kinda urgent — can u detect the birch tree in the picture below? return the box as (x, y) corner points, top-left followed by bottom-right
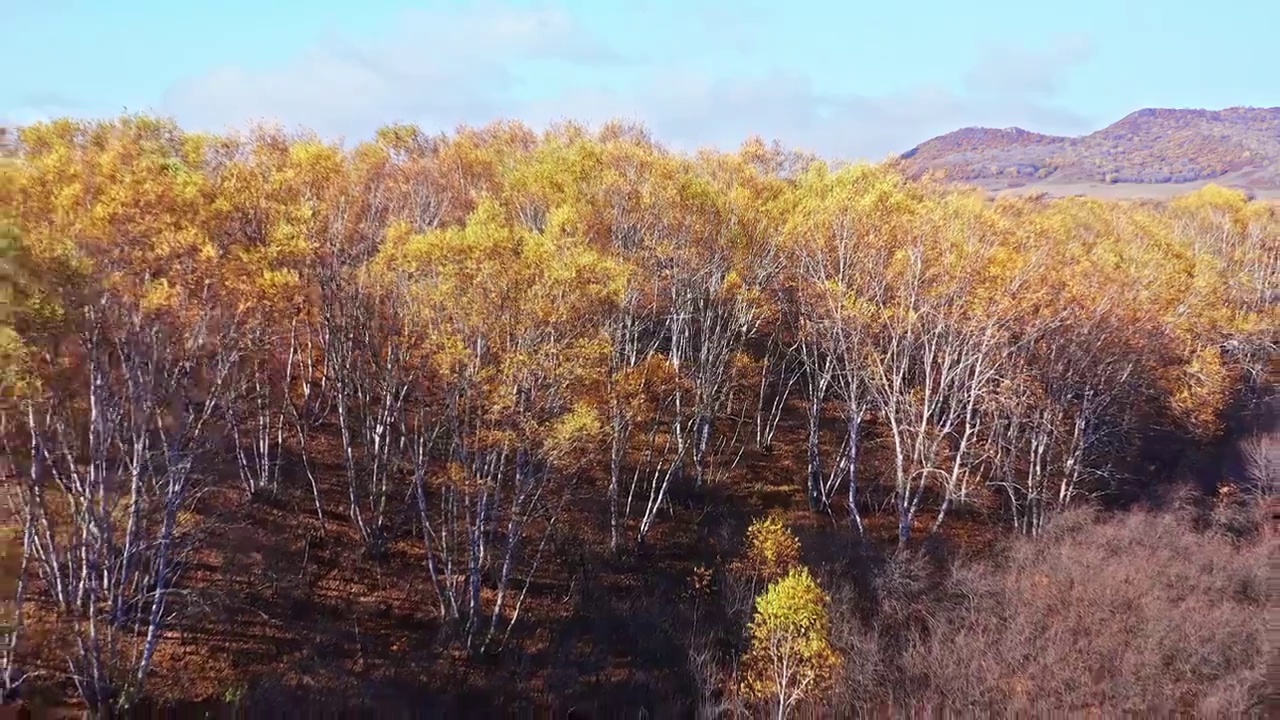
(10, 116), (243, 712)
(374, 198), (623, 651)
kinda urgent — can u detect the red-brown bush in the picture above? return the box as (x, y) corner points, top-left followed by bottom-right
(820, 501), (1271, 715)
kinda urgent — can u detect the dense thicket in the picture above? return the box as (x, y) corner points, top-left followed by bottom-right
(1, 115), (1275, 715)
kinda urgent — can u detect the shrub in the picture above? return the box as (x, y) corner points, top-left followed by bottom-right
(891, 505), (1270, 713)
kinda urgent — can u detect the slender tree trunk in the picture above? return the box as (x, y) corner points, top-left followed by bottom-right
(609, 417), (624, 552)
(693, 413), (711, 489)
(806, 391), (822, 512)
(930, 495), (952, 536)
(2, 506), (32, 701)
(846, 411), (864, 533)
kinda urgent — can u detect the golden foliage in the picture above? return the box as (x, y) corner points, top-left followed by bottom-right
(1169, 345), (1234, 438)
(5, 109), (1273, 588)
(740, 566), (841, 712)
(0, 151), (30, 400)
(8, 113), (1268, 454)
(744, 515), (803, 582)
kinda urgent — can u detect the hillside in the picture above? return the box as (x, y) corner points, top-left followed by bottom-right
(900, 106), (1280, 197)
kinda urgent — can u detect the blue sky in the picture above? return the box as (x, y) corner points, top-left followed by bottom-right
(5, 0), (1277, 160)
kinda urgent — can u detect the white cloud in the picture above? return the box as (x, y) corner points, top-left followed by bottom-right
(160, 2), (1095, 160)
(963, 33), (1096, 98)
(2, 92), (95, 128)
(162, 2), (622, 140)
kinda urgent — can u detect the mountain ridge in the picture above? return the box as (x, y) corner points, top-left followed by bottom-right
(900, 106), (1280, 197)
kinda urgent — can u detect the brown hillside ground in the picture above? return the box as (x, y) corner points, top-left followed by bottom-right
(11, 395), (1006, 716)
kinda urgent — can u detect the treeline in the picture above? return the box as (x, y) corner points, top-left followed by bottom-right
(0, 115), (1276, 712)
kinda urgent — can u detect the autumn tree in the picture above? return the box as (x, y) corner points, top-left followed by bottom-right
(782, 163), (907, 525)
(742, 514), (802, 583)
(203, 126), (320, 507)
(10, 116), (245, 711)
(0, 139), (21, 388)
(373, 197), (623, 650)
(0, 137), (29, 701)
(1167, 186), (1278, 402)
(741, 566), (840, 720)
(500, 125), (671, 551)
(785, 165), (1013, 541)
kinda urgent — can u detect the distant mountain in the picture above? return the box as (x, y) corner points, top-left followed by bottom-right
(899, 107), (1280, 198)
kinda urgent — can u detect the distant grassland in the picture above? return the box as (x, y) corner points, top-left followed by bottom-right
(989, 178), (1280, 202)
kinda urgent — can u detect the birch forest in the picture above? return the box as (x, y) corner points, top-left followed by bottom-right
(0, 116), (1275, 717)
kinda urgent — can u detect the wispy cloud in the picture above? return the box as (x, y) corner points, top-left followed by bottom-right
(963, 33), (1096, 97)
(160, 2), (1096, 160)
(2, 92), (92, 128)
(162, 2), (624, 140)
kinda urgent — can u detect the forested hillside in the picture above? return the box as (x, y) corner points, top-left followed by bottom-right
(1, 115), (1275, 717)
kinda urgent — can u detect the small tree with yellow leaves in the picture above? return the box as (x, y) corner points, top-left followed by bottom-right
(743, 514), (802, 583)
(741, 566), (840, 719)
